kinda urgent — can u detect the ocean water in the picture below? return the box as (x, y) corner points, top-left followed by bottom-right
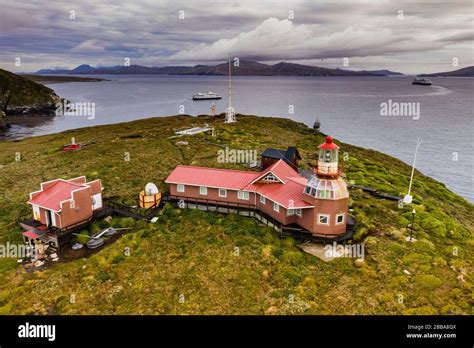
(4, 75), (473, 201)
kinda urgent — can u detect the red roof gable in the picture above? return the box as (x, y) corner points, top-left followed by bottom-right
(250, 159), (299, 185)
(28, 180), (87, 211)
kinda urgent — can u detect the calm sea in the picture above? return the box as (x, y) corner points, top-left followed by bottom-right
(4, 75), (473, 202)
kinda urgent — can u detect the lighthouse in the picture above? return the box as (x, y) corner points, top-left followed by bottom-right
(303, 136), (349, 236)
(317, 136), (339, 177)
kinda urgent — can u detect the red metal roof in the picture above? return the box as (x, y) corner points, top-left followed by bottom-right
(165, 165), (259, 190)
(319, 136), (339, 150)
(253, 180), (313, 208)
(166, 160), (314, 209)
(22, 230), (39, 239)
(28, 180), (87, 211)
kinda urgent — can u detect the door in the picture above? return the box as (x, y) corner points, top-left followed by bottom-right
(45, 210), (52, 227)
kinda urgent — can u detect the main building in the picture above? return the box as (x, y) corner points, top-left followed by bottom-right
(166, 136), (353, 239)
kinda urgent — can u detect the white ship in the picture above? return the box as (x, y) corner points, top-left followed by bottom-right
(412, 77), (432, 86)
(192, 91), (222, 100)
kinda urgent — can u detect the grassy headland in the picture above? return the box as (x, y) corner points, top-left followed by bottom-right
(22, 75), (109, 84)
(0, 115), (471, 314)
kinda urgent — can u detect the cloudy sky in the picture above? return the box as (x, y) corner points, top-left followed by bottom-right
(0, 0), (472, 74)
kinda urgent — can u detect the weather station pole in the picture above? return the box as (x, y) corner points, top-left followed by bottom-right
(409, 208), (416, 242)
(403, 137), (422, 204)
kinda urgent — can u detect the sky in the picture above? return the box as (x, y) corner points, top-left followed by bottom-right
(0, 0), (473, 74)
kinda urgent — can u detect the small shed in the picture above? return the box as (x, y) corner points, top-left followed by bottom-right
(261, 146), (301, 170)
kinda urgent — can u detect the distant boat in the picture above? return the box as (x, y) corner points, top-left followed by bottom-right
(412, 77), (432, 86)
(192, 91), (222, 100)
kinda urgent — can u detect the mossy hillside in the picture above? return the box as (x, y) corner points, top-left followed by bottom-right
(0, 115), (472, 314)
(0, 68), (58, 107)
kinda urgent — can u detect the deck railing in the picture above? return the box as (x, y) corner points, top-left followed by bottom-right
(167, 195), (356, 242)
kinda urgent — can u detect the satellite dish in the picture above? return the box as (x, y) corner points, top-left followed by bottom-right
(403, 194), (413, 204)
(145, 183), (159, 195)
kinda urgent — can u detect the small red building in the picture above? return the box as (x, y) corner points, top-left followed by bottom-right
(166, 136), (352, 239)
(21, 176), (103, 249)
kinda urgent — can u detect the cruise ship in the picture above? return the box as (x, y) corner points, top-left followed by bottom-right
(412, 77), (432, 86)
(192, 91), (222, 100)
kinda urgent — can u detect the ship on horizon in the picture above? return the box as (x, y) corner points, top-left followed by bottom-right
(192, 91), (222, 100)
(412, 76), (432, 86)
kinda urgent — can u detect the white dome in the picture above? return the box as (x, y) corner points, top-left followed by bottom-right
(145, 183), (159, 195)
(304, 176), (348, 200)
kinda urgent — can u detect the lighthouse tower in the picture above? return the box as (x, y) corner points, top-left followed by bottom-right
(303, 136), (349, 236)
(317, 136), (339, 177)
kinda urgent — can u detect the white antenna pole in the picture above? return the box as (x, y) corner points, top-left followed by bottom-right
(228, 53), (232, 110)
(407, 138), (422, 196)
(225, 53), (236, 123)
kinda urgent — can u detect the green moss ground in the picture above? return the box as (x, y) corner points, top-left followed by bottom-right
(0, 115), (472, 314)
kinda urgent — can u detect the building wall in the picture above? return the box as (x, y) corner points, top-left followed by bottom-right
(69, 176), (87, 185)
(255, 194), (297, 225)
(169, 184), (256, 207)
(59, 187), (94, 227)
(36, 207), (62, 228)
(87, 179), (102, 196)
(169, 183), (349, 236)
(261, 157), (279, 169)
(311, 197), (349, 235)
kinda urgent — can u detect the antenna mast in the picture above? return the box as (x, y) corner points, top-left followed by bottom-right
(225, 53), (236, 123)
(403, 137), (422, 204)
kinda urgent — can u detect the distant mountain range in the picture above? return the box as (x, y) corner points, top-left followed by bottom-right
(419, 66), (474, 77)
(34, 61), (404, 77)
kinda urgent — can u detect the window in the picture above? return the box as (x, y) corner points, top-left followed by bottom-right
(336, 213), (345, 224)
(304, 186), (311, 194)
(318, 214), (330, 225)
(325, 150), (331, 162)
(287, 208), (302, 217)
(177, 184), (185, 193)
(218, 189), (227, 197)
(260, 195), (266, 204)
(263, 173), (279, 182)
(238, 191), (249, 200)
(273, 202), (280, 212)
(199, 186), (208, 195)
(318, 190), (330, 199)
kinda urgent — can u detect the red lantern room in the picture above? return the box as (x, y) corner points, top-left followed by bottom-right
(317, 136), (340, 178)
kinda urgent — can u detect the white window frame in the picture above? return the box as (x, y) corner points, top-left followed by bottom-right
(177, 184), (185, 193)
(273, 202), (280, 212)
(295, 209), (302, 217)
(336, 213), (345, 225)
(318, 213), (330, 225)
(260, 195), (266, 204)
(286, 208), (295, 216)
(218, 189), (227, 197)
(263, 173), (279, 182)
(199, 186), (208, 195)
(238, 190), (249, 200)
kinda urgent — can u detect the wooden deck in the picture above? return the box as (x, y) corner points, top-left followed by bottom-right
(167, 195), (356, 243)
